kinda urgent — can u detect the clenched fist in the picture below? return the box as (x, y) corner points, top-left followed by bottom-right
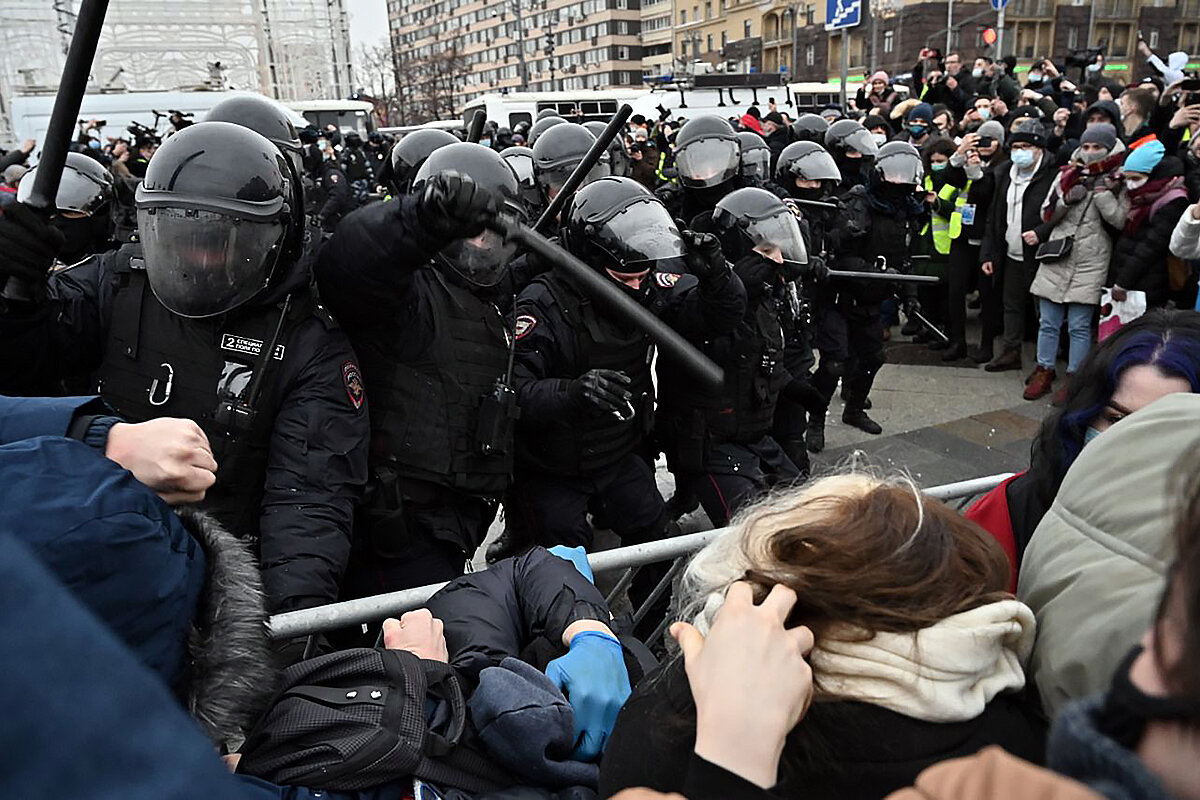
(104, 417), (217, 505)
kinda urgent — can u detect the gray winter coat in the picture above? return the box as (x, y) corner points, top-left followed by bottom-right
(1030, 151), (1128, 306)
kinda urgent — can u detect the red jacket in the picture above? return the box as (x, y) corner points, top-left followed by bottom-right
(739, 114), (763, 134)
(964, 474), (1021, 592)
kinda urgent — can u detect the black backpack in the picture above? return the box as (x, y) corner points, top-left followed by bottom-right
(237, 647), (511, 792)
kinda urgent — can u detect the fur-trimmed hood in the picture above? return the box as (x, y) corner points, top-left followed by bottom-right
(177, 508), (277, 746)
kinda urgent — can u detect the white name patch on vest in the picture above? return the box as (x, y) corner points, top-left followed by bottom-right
(220, 334), (286, 361)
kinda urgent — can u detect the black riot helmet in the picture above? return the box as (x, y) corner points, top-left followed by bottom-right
(18, 150), (113, 217)
(390, 128), (459, 193)
(825, 119), (879, 160)
(584, 120), (629, 177)
(134, 122), (294, 319)
(536, 108), (561, 121)
(775, 140), (841, 191)
(873, 140), (924, 186)
(673, 115), (740, 189)
(737, 131), (771, 182)
(411, 142), (524, 289)
(791, 113), (829, 143)
(344, 130), (363, 148)
(19, 151), (115, 263)
(532, 122), (609, 204)
(527, 115), (566, 146)
(205, 94), (305, 253)
(500, 145), (542, 213)
(711, 187), (808, 279)
(561, 176), (686, 290)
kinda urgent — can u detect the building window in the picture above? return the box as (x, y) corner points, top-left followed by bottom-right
(618, 45), (630, 59)
(705, 0), (712, 16)
(744, 20), (751, 37)
(883, 29), (893, 52)
(680, 9), (686, 22)
(721, 31), (728, 47)
(1066, 25), (1079, 49)
(706, 33), (712, 50)
(805, 43), (814, 65)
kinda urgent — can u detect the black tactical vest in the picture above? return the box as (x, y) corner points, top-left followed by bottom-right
(359, 268), (513, 496)
(525, 272), (653, 477)
(831, 189), (916, 306)
(97, 244), (304, 539)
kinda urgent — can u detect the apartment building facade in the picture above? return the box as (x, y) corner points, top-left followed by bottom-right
(388, 0), (647, 114)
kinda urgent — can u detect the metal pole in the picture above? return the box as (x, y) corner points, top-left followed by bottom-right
(790, 6), (799, 78)
(489, 213), (726, 388)
(467, 108), (486, 142)
(3, 0), (110, 303)
(945, 0), (953, 55)
(828, 269), (941, 283)
(996, 5), (1005, 57)
(870, 0), (879, 73)
(515, 0), (529, 90)
(840, 30), (850, 109)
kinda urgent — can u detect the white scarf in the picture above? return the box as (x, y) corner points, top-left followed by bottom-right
(809, 599), (1036, 723)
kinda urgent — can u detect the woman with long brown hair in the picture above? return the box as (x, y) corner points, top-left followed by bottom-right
(599, 472), (1045, 799)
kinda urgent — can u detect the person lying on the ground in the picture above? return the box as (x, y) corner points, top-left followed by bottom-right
(600, 471), (1045, 800)
(966, 309), (1200, 586)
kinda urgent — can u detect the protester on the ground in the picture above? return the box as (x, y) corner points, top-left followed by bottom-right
(1023, 122), (1128, 402)
(967, 309), (1200, 585)
(600, 472), (1045, 799)
(980, 118), (1056, 374)
(1109, 141), (1190, 309)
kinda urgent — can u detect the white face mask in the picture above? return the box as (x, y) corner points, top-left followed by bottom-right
(1125, 176), (1148, 190)
(871, 132), (888, 146)
(1011, 149), (1036, 168)
(977, 107), (992, 121)
(1086, 63), (1102, 73)
(972, 67), (985, 78)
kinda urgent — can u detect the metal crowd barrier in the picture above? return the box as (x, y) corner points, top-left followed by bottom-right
(269, 472), (1013, 640)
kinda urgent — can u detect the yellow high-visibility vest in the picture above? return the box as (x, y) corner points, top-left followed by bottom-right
(947, 178), (974, 240)
(921, 175), (954, 255)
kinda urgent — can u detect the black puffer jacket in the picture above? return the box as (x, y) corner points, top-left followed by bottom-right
(1109, 158), (1190, 308)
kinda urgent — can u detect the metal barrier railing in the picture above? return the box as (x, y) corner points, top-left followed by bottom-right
(268, 472), (1013, 640)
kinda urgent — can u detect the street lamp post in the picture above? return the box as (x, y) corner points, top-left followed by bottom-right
(513, 0), (529, 89)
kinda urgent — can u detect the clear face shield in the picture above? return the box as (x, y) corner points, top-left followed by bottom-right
(744, 209), (809, 279)
(138, 207), (284, 319)
(675, 137), (740, 188)
(740, 147), (771, 181)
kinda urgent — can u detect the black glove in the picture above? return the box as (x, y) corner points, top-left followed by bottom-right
(682, 230), (728, 283)
(416, 171), (500, 245)
(0, 203), (64, 285)
(569, 369), (632, 415)
(902, 296), (922, 316)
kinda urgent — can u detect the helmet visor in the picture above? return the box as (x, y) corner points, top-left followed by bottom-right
(598, 200), (686, 273)
(537, 162), (610, 199)
(794, 150), (842, 182)
(842, 128), (881, 158)
(676, 137), (740, 188)
(744, 210), (808, 267)
(876, 152), (924, 184)
(740, 148), (771, 181)
(439, 227), (518, 288)
(504, 152), (536, 186)
(19, 162), (112, 216)
(139, 207), (282, 318)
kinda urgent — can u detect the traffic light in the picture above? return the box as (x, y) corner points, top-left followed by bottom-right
(543, 31), (555, 56)
(981, 27), (998, 46)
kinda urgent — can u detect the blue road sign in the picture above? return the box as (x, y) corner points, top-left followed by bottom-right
(825, 0), (861, 30)
(990, 0), (1008, 11)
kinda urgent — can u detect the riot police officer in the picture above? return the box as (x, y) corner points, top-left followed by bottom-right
(658, 187), (807, 527)
(584, 120), (630, 178)
(737, 131), (772, 184)
(17, 151), (115, 268)
(770, 140), (843, 465)
(0, 122), (371, 623)
(791, 113), (829, 144)
(825, 119), (880, 193)
(527, 115), (566, 147)
(303, 134), (351, 233)
(500, 145), (543, 218)
(532, 122), (610, 214)
(506, 176), (745, 551)
(341, 131), (376, 207)
(389, 128), (459, 195)
(365, 131), (390, 179)
(808, 141), (925, 444)
(655, 114), (743, 226)
(315, 142), (519, 593)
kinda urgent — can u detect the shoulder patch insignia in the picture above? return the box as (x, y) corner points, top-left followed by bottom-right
(329, 173), (339, 183)
(514, 314), (538, 340)
(654, 272), (680, 289)
(342, 361), (365, 410)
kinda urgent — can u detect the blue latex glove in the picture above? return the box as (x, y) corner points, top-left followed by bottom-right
(544, 631), (631, 762)
(547, 544), (595, 584)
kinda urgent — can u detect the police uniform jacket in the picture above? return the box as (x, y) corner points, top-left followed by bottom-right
(0, 240), (370, 615)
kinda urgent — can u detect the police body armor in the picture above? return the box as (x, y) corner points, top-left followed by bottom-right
(360, 268), (514, 497)
(97, 244), (304, 538)
(660, 294), (784, 471)
(524, 272), (653, 477)
(830, 186), (914, 307)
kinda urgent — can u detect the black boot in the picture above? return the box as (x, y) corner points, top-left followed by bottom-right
(927, 337), (951, 351)
(971, 340), (994, 364)
(842, 406), (883, 435)
(941, 340), (969, 361)
(840, 387), (871, 410)
(806, 413), (826, 453)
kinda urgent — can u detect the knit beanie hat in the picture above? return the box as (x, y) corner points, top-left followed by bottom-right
(976, 120), (1006, 143)
(870, 70), (889, 84)
(1123, 139), (1166, 174)
(907, 102), (934, 123)
(864, 113), (890, 131)
(1080, 122), (1117, 152)
(1009, 118), (1046, 148)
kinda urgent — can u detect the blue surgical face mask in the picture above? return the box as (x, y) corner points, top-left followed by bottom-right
(1084, 426), (1103, 445)
(908, 124), (928, 137)
(931, 161), (948, 172)
(1086, 62), (1102, 73)
(1011, 148), (1035, 168)
(1027, 72), (1043, 83)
